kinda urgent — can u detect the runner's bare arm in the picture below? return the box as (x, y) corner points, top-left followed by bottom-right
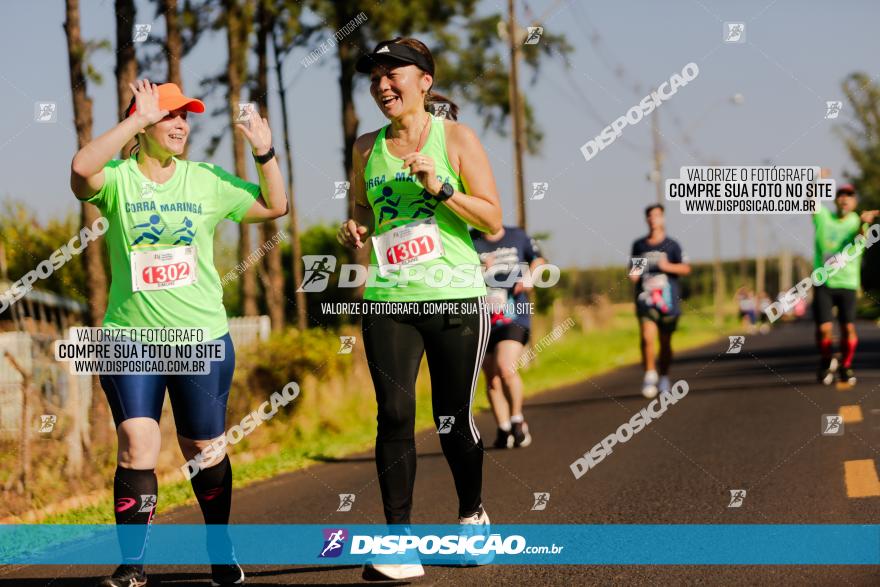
(658, 259), (692, 276)
(859, 210), (879, 234)
(337, 134), (374, 249)
(438, 122), (502, 234)
(70, 80), (167, 200)
(238, 116), (289, 222)
(70, 79), (168, 200)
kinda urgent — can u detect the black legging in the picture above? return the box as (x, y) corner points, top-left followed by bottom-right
(362, 297), (489, 524)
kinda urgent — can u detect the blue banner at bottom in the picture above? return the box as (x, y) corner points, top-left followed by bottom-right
(0, 524), (877, 565)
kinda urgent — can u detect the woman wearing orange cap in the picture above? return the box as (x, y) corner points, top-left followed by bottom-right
(70, 79), (288, 587)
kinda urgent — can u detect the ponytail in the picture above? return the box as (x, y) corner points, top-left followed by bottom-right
(426, 90), (459, 121)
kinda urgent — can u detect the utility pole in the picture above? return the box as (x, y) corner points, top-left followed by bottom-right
(712, 214), (725, 325)
(508, 0), (527, 229)
(651, 111), (664, 203)
(755, 215), (766, 296)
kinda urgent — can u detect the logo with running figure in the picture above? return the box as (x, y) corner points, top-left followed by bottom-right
(723, 22), (745, 43)
(333, 181), (350, 200)
(727, 489), (746, 508)
(374, 186), (402, 226)
(531, 492), (550, 511)
(822, 414), (843, 436)
(524, 26), (543, 45)
(437, 416), (455, 434)
(133, 23), (151, 43)
(34, 102), (57, 123)
(410, 188), (440, 219)
(630, 257), (647, 276)
(824, 101), (842, 120)
(298, 255), (337, 292)
(319, 528), (348, 558)
(39, 414), (57, 433)
(131, 214), (167, 246)
(236, 102), (256, 124)
(337, 494), (356, 512)
(138, 494), (157, 513)
(338, 336), (356, 354)
(530, 182), (549, 201)
(726, 336), (745, 354)
(431, 102), (451, 119)
(140, 181), (157, 199)
(172, 217), (197, 245)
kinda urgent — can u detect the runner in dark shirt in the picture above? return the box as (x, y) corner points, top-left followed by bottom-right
(629, 204), (691, 398)
(471, 225), (545, 448)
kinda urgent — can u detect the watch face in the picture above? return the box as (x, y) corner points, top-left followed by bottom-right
(441, 182), (454, 199)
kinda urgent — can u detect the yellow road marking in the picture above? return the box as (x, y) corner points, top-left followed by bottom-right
(836, 382), (853, 391)
(844, 459), (880, 498)
(839, 405), (864, 424)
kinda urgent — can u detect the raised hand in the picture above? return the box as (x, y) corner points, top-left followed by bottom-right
(860, 209), (879, 224)
(128, 79), (168, 127)
(235, 111), (273, 156)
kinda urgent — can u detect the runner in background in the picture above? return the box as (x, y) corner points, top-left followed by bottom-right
(812, 183), (878, 385)
(757, 291), (772, 334)
(471, 225), (546, 449)
(629, 204), (691, 399)
(70, 80), (288, 587)
(735, 285), (758, 333)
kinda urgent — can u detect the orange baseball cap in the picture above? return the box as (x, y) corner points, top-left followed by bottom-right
(126, 83), (205, 117)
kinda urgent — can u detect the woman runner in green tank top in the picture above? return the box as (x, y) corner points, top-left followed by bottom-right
(337, 37), (502, 581)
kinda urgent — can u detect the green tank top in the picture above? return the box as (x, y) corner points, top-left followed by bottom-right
(363, 114), (487, 301)
(813, 206), (865, 290)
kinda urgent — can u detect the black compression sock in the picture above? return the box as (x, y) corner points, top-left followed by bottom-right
(113, 466), (158, 568)
(190, 454), (234, 560)
(190, 454), (232, 525)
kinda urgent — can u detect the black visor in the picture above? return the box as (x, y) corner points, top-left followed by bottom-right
(355, 41), (434, 75)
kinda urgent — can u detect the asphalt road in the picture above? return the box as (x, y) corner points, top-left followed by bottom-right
(3, 319), (879, 585)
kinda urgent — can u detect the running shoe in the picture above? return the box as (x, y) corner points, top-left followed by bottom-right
(493, 427), (513, 449)
(362, 552), (425, 581)
(459, 506), (492, 566)
(641, 370), (659, 399)
(511, 421), (532, 448)
(658, 376), (671, 396)
(96, 565), (147, 587)
(817, 358), (836, 386)
(211, 562), (245, 586)
(459, 505), (490, 525)
(837, 365), (857, 386)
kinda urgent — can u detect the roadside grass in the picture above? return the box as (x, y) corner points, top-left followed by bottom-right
(41, 305), (737, 525)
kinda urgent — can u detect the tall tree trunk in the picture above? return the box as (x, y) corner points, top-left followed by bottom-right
(253, 0), (284, 331)
(161, 0), (183, 88)
(115, 1), (137, 155)
(90, 0), (138, 447)
(64, 0), (107, 327)
(160, 0), (187, 158)
(334, 18), (369, 283)
(226, 0), (258, 316)
(65, 0), (106, 474)
(271, 28), (306, 331)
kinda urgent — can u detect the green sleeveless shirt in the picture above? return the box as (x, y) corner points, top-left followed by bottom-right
(363, 114), (487, 301)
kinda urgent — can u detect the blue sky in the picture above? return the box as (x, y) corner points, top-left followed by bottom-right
(0, 0), (876, 267)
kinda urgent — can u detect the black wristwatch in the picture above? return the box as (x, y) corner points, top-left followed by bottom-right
(253, 146), (275, 165)
(435, 181), (454, 201)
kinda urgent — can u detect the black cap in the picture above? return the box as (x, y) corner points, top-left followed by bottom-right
(355, 40), (434, 75)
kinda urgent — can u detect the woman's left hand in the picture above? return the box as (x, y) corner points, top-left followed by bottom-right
(402, 152), (442, 195)
(235, 113), (273, 156)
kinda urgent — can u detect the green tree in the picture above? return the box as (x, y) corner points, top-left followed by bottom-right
(838, 72), (880, 294)
(299, 0), (572, 215)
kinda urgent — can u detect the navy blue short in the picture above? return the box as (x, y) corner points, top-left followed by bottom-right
(99, 333), (235, 440)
